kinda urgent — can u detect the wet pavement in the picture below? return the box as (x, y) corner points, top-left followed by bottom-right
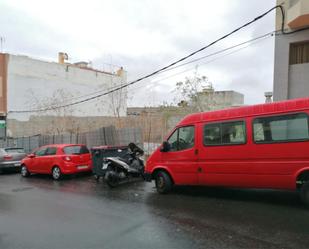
(0, 173), (309, 249)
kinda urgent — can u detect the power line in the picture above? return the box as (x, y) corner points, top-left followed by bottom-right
(276, 5), (309, 35)
(39, 31), (276, 106)
(9, 5), (308, 114)
(130, 33), (272, 92)
(158, 31), (275, 74)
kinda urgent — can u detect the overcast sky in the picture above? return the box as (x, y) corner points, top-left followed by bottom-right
(0, 0), (276, 107)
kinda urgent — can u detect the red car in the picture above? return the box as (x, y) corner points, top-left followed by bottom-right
(21, 144), (92, 180)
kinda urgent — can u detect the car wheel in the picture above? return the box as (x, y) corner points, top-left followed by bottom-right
(300, 181), (309, 208)
(52, 166), (62, 180)
(21, 165), (30, 177)
(155, 171), (173, 194)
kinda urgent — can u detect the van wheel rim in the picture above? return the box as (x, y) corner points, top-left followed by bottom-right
(53, 168), (60, 179)
(157, 176), (164, 188)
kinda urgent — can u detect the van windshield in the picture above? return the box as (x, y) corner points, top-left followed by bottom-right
(63, 146), (89, 155)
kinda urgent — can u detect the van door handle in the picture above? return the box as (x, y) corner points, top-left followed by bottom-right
(197, 167), (202, 173)
(195, 149), (198, 155)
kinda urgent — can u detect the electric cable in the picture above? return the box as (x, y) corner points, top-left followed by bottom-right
(129, 33), (272, 92)
(46, 31), (275, 105)
(9, 5), (309, 113)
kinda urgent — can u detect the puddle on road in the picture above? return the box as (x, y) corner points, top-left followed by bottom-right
(11, 187), (34, 192)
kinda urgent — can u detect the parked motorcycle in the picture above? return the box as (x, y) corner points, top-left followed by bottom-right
(102, 143), (144, 187)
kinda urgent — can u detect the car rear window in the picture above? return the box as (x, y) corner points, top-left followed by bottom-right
(4, 148), (25, 153)
(63, 145), (89, 155)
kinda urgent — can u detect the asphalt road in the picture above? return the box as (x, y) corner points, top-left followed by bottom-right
(0, 173), (309, 249)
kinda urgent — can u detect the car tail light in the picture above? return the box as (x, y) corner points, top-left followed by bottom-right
(63, 156), (71, 162)
(4, 155), (12, 160)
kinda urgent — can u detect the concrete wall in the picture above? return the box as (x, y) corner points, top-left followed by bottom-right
(274, 0), (309, 101)
(289, 63), (309, 98)
(6, 54), (127, 121)
(7, 114), (166, 143)
(273, 28), (309, 101)
(197, 90), (244, 111)
(276, 0), (289, 31)
(0, 54), (8, 114)
(212, 91), (244, 107)
(276, 0), (307, 31)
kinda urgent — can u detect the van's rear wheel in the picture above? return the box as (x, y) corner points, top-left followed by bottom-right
(155, 171), (173, 194)
(300, 182), (309, 208)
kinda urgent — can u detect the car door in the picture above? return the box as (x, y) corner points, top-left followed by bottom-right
(160, 125), (199, 185)
(43, 147), (58, 173)
(198, 120), (249, 187)
(30, 147), (47, 173)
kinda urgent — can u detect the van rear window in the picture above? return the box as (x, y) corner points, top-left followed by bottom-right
(253, 113), (309, 143)
(204, 121), (246, 146)
(64, 146), (89, 155)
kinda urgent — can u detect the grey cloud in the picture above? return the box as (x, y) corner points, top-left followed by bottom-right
(0, 2), (81, 59)
(0, 0), (278, 107)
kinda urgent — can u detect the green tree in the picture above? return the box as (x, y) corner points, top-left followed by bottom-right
(174, 69), (213, 112)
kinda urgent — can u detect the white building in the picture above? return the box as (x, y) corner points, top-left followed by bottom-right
(0, 53), (127, 124)
(194, 90), (244, 111)
(273, 0), (309, 101)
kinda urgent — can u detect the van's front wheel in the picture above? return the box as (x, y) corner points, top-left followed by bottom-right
(155, 171), (173, 194)
(300, 182), (309, 208)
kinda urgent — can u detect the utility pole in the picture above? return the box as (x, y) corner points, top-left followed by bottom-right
(0, 37), (5, 53)
(0, 36), (5, 53)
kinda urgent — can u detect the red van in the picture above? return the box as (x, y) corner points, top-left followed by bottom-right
(145, 97), (309, 207)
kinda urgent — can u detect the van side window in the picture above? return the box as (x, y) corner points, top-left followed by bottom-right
(204, 123), (221, 145)
(167, 126), (195, 151)
(204, 121), (246, 146)
(253, 113), (309, 143)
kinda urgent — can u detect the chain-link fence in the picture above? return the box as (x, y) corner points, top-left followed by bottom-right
(0, 126), (143, 153)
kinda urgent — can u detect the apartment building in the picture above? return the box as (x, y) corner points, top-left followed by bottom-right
(274, 0), (309, 100)
(0, 52), (127, 138)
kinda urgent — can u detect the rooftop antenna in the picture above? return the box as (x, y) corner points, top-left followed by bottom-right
(264, 92), (273, 103)
(0, 37), (5, 53)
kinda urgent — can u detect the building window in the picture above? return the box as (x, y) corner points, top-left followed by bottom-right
(289, 41), (309, 65)
(204, 121), (246, 146)
(253, 113), (309, 143)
